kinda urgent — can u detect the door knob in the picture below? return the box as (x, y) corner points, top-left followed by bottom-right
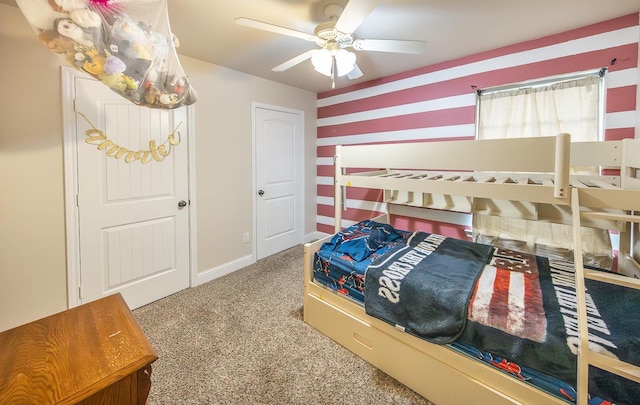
(258, 190), (264, 196)
(178, 200), (187, 208)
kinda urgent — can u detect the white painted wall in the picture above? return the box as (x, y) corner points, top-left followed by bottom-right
(0, 3), (317, 331)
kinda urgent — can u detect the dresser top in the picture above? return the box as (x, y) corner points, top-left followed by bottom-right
(0, 293), (158, 404)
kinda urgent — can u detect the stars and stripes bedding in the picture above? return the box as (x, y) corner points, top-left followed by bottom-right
(313, 220), (640, 405)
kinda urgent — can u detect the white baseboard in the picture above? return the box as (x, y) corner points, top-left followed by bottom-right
(193, 254), (255, 286)
(193, 234), (328, 286)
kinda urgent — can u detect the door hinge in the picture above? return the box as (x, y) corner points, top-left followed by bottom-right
(78, 285), (82, 301)
(75, 194), (79, 207)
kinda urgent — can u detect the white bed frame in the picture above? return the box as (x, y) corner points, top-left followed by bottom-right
(303, 134), (640, 405)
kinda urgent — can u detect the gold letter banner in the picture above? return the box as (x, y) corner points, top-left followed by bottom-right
(77, 112), (181, 164)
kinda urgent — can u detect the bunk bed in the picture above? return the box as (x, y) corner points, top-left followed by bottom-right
(303, 134), (640, 405)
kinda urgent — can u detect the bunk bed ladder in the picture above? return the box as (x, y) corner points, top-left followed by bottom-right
(334, 145), (343, 233)
(571, 187), (640, 405)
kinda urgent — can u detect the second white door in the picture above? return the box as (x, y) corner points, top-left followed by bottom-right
(255, 106), (303, 259)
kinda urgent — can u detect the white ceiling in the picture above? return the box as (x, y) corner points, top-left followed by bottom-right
(4, 0), (640, 93)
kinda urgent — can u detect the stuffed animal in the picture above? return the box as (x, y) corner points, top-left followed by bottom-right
(158, 93), (179, 107)
(49, 0), (102, 29)
(15, 0), (67, 31)
(145, 29), (169, 60)
(98, 51), (138, 92)
(142, 86), (161, 105)
(111, 15), (147, 44)
(122, 75), (139, 91)
(183, 85), (197, 105)
(97, 73), (125, 91)
(103, 51), (126, 75)
(110, 38), (152, 61)
(141, 67), (166, 91)
(70, 8), (101, 29)
(124, 58), (151, 82)
(111, 16), (171, 62)
(38, 29), (76, 60)
(168, 75), (186, 95)
(49, 0), (85, 13)
(54, 17), (95, 47)
(77, 46), (106, 76)
(108, 39), (152, 80)
(99, 71), (137, 93)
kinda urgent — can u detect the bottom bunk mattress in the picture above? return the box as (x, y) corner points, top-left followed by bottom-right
(313, 220), (640, 405)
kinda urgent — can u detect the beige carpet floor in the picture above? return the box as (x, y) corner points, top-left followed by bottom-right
(134, 245), (434, 405)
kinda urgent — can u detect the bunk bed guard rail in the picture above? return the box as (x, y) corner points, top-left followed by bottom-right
(333, 134), (571, 232)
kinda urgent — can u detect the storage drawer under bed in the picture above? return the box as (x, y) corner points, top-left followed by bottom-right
(304, 290), (565, 405)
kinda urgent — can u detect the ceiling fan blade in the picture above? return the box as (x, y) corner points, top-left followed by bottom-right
(347, 63), (363, 80)
(272, 49), (319, 72)
(235, 17), (317, 42)
(335, 0), (381, 34)
(353, 39), (427, 54)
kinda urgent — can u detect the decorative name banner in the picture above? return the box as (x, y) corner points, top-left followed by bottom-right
(77, 112), (181, 163)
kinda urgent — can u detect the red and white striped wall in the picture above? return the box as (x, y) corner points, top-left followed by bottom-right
(315, 13), (640, 236)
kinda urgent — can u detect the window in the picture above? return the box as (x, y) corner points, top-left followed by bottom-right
(475, 70), (606, 142)
(472, 69), (612, 265)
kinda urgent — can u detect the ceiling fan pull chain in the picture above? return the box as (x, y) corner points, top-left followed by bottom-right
(331, 56), (336, 89)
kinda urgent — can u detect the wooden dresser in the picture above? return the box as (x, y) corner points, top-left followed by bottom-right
(0, 293), (158, 404)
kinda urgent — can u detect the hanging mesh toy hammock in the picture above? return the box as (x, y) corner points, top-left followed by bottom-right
(17, 0), (197, 109)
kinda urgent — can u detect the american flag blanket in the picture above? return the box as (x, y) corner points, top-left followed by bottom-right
(457, 252), (640, 405)
(467, 247), (549, 342)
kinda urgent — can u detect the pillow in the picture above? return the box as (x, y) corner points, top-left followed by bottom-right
(325, 220), (403, 261)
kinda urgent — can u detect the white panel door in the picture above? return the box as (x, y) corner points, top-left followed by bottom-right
(74, 77), (190, 309)
(255, 107), (303, 259)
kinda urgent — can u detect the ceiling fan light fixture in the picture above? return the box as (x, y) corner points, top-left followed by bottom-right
(312, 47), (356, 78)
(311, 48), (333, 76)
(335, 49), (356, 77)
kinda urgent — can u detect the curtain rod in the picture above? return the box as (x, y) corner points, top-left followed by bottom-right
(475, 67), (607, 96)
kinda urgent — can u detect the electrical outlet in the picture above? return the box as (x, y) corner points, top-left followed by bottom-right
(242, 232), (250, 243)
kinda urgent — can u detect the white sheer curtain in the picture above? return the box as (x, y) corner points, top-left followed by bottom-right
(477, 75), (601, 141)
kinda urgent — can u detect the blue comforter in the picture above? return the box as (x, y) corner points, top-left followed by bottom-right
(313, 220), (640, 404)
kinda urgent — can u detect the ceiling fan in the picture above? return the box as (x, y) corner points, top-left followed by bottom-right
(235, 0), (427, 88)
